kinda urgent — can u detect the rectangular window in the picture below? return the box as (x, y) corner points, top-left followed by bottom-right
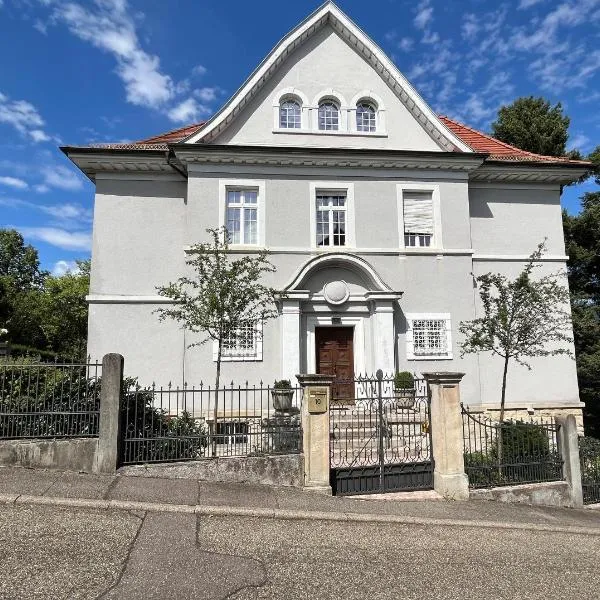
(215, 421), (249, 446)
(316, 192), (346, 247)
(403, 190), (433, 247)
(216, 321), (263, 361)
(406, 314), (452, 360)
(226, 189), (258, 245)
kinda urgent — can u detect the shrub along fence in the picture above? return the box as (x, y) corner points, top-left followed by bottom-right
(461, 405), (563, 489)
(0, 358), (102, 439)
(579, 437), (600, 505)
(121, 381), (302, 465)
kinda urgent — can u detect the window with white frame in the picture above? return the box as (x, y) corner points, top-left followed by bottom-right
(226, 189), (258, 245)
(356, 102), (376, 132)
(217, 321), (262, 361)
(403, 190), (434, 247)
(279, 99), (301, 129)
(405, 314), (452, 360)
(318, 101), (339, 130)
(316, 192), (346, 247)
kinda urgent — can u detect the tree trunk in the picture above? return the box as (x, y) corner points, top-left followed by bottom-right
(497, 355), (510, 481)
(212, 339), (222, 457)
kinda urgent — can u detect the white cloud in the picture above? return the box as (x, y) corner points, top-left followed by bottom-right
(414, 0), (433, 30)
(192, 64), (207, 77)
(41, 165), (84, 191)
(194, 87), (219, 103)
(42, 0), (218, 121)
(168, 98), (201, 123)
(567, 133), (591, 151)
(398, 37), (414, 52)
(0, 92), (51, 143)
(461, 14), (479, 40)
(519, 0), (545, 8)
(18, 227), (92, 251)
(52, 260), (80, 276)
(0, 176), (28, 190)
(0, 197), (92, 226)
(34, 184), (50, 193)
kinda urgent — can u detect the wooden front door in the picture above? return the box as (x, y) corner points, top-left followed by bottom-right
(315, 327), (355, 403)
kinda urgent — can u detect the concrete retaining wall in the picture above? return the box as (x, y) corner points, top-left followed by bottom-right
(470, 481), (575, 508)
(119, 454), (304, 487)
(0, 438), (99, 473)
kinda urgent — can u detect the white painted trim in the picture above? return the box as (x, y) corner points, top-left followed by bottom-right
(472, 255), (568, 262)
(305, 314), (366, 374)
(185, 3), (472, 151)
(405, 312), (453, 361)
(184, 246), (474, 256)
(273, 86), (309, 106)
(213, 320), (263, 362)
(86, 295), (174, 304)
(285, 252), (392, 292)
(309, 181), (355, 249)
(396, 183), (442, 250)
(349, 90), (385, 111)
(271, 129), (388, 138)
(94, 172), (184, 182)
(218, 179), (266, 247)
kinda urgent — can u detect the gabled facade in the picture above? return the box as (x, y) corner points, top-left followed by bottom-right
(63, 2), (588, 420)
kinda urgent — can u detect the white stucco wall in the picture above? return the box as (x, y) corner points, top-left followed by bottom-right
(213, 25), (443, 152)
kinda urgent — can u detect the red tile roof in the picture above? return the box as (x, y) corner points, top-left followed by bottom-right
(439, 116), (589, 165)
(89, 116), (589, 167)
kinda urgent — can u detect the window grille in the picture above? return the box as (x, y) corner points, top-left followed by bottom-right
(222, 322), (259, 358)
(356, 103), (376, 132)
(316, 193), (346, 247)
(412, 319), (448, 356)
(279, 100), (301, 129)
(226, 189), (258, 245)
(403, 190), (433, 247)
(215, 421), (249, 445)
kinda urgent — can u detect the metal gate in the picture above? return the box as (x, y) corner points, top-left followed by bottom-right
(330, 370), (433, 496)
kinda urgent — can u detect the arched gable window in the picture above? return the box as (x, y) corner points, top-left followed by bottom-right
(356, 102), (376, 132)
(279, 99), (301, 129)
(318, 101), (339, 131)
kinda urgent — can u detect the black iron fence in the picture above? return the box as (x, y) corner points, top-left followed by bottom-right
(461, 405), (563, 489)
(121, 381), (302, 465)
(0, 359), (102, 439)
(579, 436), (600, 505)
(330, 373), (433, 495)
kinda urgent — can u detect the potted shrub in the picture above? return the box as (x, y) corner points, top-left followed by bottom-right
(271, 379), (294, 411)
(393, 371), (415, 407)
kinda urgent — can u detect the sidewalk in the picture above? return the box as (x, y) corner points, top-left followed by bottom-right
(1, 465), (599, 533)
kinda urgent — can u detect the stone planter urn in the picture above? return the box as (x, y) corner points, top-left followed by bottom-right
(271, 380), (294, 412)
(393, 371), (416, 408)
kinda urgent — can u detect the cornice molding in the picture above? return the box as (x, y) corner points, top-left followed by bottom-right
(471, 163), (588, 184)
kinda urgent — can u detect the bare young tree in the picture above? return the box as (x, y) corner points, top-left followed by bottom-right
(155, 227), (281, 455)
(459, 241), (574, 423)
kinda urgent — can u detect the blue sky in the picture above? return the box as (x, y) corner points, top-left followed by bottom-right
(0, 0), (598, 274)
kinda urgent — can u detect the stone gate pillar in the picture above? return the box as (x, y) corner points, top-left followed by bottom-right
(424, 372), (469, 500)
(297, 374), (334, 495)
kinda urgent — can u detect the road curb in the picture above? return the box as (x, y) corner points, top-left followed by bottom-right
(1, 492), (599, 535)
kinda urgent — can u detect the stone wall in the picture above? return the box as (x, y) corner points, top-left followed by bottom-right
(0, 438), (99, 472)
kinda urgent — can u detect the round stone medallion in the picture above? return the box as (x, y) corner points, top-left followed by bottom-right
(323, 280), (350, 305)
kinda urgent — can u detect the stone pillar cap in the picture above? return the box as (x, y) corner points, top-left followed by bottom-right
(423, 372), (465, 385)
(296, 373), (335, 387)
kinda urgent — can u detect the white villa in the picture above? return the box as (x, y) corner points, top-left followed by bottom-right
(64, 2), (588, 420)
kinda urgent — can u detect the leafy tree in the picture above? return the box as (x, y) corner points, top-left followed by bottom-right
(491, 97), (570, 157)
(563, 192), (600, 435)
(459, 242), (574, 423)
(155, 227), (281, 455)
(38, 260), (90, 359)
(0, 229), (47, 347)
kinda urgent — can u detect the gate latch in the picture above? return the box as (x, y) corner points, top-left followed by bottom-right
(307, 388), (328, 414)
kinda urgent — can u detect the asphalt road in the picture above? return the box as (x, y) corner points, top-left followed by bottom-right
(0, 502), (599, 600)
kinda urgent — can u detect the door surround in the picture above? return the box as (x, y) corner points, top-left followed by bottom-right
(305, 314), (366, 375)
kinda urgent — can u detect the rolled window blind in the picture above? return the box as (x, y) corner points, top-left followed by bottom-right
(403, 190), (433, 234)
